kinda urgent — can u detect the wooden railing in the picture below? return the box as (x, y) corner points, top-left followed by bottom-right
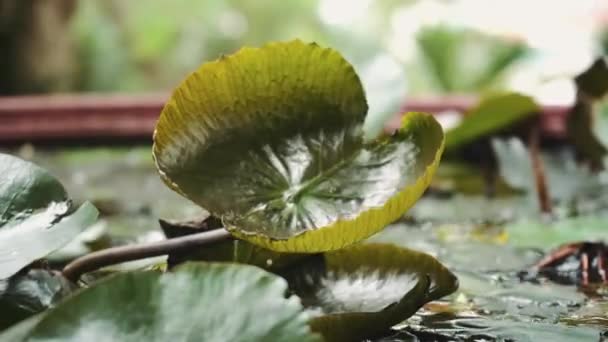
(0, 94), (569, 144)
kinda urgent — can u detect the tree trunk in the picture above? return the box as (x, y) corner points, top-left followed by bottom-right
(0, 0), (77, 94)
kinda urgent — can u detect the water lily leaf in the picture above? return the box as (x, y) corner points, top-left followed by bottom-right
(0, 153), (67, 226)
(568, 100), (608, 168)
(568, 58), (608, 167)
(0, 269), (74, 329)
(417, 25), (527, 93)
(432, 161), (517, 195)
(491, 137), (603, 204)
(280, 243), (458, 341)
(575, 57), (608, 99)
(0, 154), (99, 279)
(594, 99), (608, 150)
(507, 215), (608, 250)
(0, 202), (98, 280)
(445, 92), (540, 151)
(1, 262), (320, 342)
(153, 40), (444, 253)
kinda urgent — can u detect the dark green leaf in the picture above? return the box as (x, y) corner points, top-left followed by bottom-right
(445, 92), (539, 151)
(567, 101), (607, 168)
(0, 315), (44, 342)
(568, 58), (608, 167)
(281, 243), (458, 341)
(0, 154), (66, 226)
(575, 57), (608, 99)
(0, 153), (99, 279)
(594, 99), (608, 150)
(0, 269), (74, 329)
(153, 40), (445, 252)
(1, 262), (320, 342)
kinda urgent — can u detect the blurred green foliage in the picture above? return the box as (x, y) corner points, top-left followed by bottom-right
(416, 25), (528, 93)
(68, 0), (531, 94)
(71, 0), (325, 91)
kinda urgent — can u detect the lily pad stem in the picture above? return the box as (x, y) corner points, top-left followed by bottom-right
(528, 125), (552, 214)
(62, 228), (232, 282)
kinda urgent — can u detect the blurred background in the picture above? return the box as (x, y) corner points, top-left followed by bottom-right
(1, 0), (607, 101)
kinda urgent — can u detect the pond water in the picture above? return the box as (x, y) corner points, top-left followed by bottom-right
(8, 145), (608, 341)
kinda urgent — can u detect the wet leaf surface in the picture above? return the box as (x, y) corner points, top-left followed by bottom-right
(153, 40), (444, 252)
(281, 243), (457, 341)
(0, 263), (320, 342)
(0, 202), (98, 279)
(0, 154), (99, 279)
(0, 154), (67, 226)
(368, 221), (608, 341)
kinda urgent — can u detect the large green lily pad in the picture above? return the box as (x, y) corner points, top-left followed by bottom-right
(445, 92), (540, 151)
(153, 40), (444, 252)
(1, 262), (320, 342)
(280, 243), (458, 341)
(0, 154), (98, 279)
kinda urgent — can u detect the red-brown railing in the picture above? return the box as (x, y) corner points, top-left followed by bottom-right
(0, 94), (569, 144)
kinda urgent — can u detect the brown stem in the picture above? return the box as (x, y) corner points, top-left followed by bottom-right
(528, 126), (552, 214)
(62, 228), (232, 282)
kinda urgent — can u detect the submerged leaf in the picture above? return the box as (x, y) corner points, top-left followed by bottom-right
(280, 243), (458, 341)
(1, 263), (320, 342)
(445, 92), (540, 151)
(0, 154), (99, 279)
(153, 40), (444, 252)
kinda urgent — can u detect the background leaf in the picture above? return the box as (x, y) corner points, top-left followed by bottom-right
(574, 57), (608, 99)
(568, 57), (608, 168)
(445, 92), (539, 151)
